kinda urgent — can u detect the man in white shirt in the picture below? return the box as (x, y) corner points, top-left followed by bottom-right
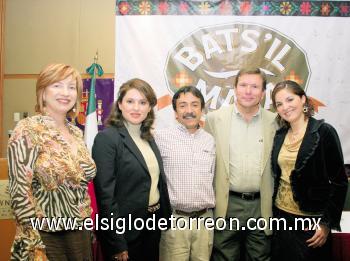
(155, 86), (216, 261)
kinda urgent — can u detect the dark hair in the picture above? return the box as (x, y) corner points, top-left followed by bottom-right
(172, 86), (205, 111)
(234, 68), (267, 90)
(271, 80), (314, 128)
(106, 78), (157, 141)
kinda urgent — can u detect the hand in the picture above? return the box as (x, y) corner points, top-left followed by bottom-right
(113, 251), (129, 261)
(306, 224), (330, 248)
(34, 248), (48, 261)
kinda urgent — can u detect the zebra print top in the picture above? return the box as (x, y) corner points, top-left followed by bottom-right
(7, 114), (96, 260)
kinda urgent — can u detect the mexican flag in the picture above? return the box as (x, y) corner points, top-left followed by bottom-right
(84, 62), (104, 153)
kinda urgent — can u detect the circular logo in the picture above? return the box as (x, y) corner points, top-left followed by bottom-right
(164, 22), (310, 111)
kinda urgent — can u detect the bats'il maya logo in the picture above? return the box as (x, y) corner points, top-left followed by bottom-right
(164, 22), (310, 112)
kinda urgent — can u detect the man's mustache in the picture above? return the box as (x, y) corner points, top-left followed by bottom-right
(182, 113), (196, 119)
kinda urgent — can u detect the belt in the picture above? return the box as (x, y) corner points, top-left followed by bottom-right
(174, 208), (208, 218)
(229, 191), (260, 200)
(148, 203), (160, 213)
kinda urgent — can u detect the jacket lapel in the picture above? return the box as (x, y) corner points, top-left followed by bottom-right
(149, 139), (164, 175)
(217, 106), (233, 176)
(260, 111), (275, 175)
(271, 117), (323, 174)
(271, 128), (287, 175)
(294, 118), (322, 171)
(118, 127), (149, 172)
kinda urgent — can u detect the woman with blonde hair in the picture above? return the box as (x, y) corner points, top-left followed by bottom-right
(270, 80), (347, 261)
(8, 63), (96, 260)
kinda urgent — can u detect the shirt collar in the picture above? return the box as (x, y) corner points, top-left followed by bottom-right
(175, 121), (201, 136)
(233, 103), (261, 118)
(124, 121), (141, 136)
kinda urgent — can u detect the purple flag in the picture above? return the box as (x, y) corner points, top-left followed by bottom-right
(76, 78), (114, 132)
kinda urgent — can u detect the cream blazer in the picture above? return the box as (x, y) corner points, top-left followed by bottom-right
(205, 105), (277, 235)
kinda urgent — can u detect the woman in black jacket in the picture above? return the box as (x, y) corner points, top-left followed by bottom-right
(270, 80), (347, 261)
(92, 78), (171, 261)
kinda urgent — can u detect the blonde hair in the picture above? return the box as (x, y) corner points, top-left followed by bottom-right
(35, 63), (83, 119)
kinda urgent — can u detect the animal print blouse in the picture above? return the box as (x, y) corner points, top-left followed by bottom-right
(7, 114), (96, 260)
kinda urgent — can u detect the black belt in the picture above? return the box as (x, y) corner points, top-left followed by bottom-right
(148, 203), (160, 213)
(230, 191), (260, 200)
(174, 208), (208, 218)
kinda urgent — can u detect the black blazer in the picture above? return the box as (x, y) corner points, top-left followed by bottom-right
(271, 117), (348, 230)
(92, 125), (172, 258)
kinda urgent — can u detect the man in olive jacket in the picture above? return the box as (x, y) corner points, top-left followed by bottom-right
(205, 68), (277, 261)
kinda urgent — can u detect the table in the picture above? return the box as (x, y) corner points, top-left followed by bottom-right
(332, 212), (350, 261)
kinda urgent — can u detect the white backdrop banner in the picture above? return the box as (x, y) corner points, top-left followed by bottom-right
(115, 1), (350, 163)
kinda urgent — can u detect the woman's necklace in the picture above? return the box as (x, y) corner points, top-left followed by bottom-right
(287, 121), (308, 144)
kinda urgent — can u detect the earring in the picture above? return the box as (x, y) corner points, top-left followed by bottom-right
(303, 105), (308, 113)
(72, 107), (76, 113)
(42, 107), (49, 116)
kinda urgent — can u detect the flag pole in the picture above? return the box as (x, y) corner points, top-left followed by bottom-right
(84, 51), (104, 153)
